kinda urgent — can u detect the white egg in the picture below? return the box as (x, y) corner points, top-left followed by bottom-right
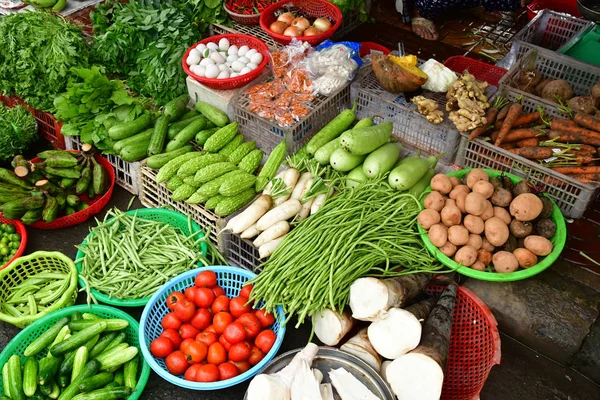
(238, 45), (249, 57)
(250, 53), (263, 65)
(218, 38), (230, 51)
(225, 61), (232, 67)
(237, 56), (249, 65)
(196, 43), (207, 53)
(205, 64), (220, 79)
(218, 64), (229, 72)
(245, 49), (257, 59)
(217, 70), (230, 79)
(226, 54), (238, 63)
(230, 72), (239, 78)
(186, 51), (201, 66)
(206, 42), (218, 51)
(202, 48), (211, 58)
(199, 58), (215, 67)
(240, 67), (252, 75)
(190, 65), (206, 77)
(231, 61), (245, 72)
(228, 45), (238, 55)
(247, 62), (258, 71)
(210, 52), (225, 64)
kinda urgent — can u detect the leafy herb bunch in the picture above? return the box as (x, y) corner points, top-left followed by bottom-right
(0, 104), (38, 162)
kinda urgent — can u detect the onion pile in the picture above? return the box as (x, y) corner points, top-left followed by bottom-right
(269, 11), (332, 37)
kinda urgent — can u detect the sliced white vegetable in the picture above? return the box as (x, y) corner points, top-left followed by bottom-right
(367, 308), (422, 359)
(231, 61), (245, 72)
(256, 199), (302, 231)
(217, 70), (230, 79)
(259, 235), (287, 259)
(273, 168), (300, 207)
(296, 197), (314, 222)
(228, 45), (239, 55)
(226, 195), (272, 234)
(386, 354), (444, 400)
(240, 67), (252, 75)
(204, 64), (220, 79)
(312, 309), (353, 346)
(238, 56), (249, 65)
(380, 360), (391, 380)
(263, 171), (286, 195)
(329, 368), (379, 400)
(238, 45), (249, 57)
(247, 62), (258, 71)
(190, 65), (206, 77)
(199, 58), (215, 67)
(245, 48), (258, 59)
(241, 224), (261, 239)
(227, 54), (238, 63)
(290, 172), (312, 200)
(196, 43), (207, 53)
(250, 52), (264, 65)
(218, 38), (230, 51)
(290, 356), (322, 400)
(210, 52), (225, 64)
(206, 42), (218, 51)
(310, 193), (327, 215)
(312, 369), (323, 384)
(340, 328), (382, 372)
(253, 221), (290, 248)
(320, 383), (334, 400)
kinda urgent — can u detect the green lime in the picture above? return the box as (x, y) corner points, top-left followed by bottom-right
(10, 233), (19, 242)
(4, 224), (15, 234)
(0, 247), (9, 256)
(10, 241), (19, 249)
(0, 237), (7, 245)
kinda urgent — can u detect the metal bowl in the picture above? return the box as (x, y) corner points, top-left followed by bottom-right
(244, 346), (395, 399)
(578, 0), (600, 22)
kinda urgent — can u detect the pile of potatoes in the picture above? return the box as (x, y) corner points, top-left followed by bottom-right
(418, 169), (558, 273)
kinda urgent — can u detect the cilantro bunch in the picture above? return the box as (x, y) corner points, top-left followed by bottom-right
(0, 104), (38, 162)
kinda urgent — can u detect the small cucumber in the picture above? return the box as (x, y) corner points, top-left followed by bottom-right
(108, 114), (152, 140)
(166, 118), (207, 152)
(195, 101), (229, 127)
(48, 381), (60, 399)
(346, 164), (368, 189)
(113, 371), (124, 386)
(2, 363), (12, 399)
(23, 357), (39, 397)
(146, 145), (193, 170)
(97, 347), (138, 371)
(89, 333), (118, 359)
(50, 322), (107, 357)
(362, 142), (403, 178)
(58, 359), (101, 400)
(71, 386), (131, 400)
(25, 317), (69, 357)
(340, 122), (393, 155)
(167, 115), (204, 140)
(178, 109), (200, 121)
(78, 372), (114, 393)
(68, 319), (128, 332)
(38, 357), (62, 386)
(164, 95), (189, 121)
(330, 148), (366, 172)
(113, 128), (153, 154)
(147, 116), (169, 156)
(119, 141), (150, 162)
(7, 355), (25, 400)
(314, 137), (341, 165)
(123, 356), (138, 389)
(71, 347), (89, 382)
(306, 102), (357, 155)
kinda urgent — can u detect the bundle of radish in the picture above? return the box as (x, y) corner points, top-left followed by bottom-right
(418, 169), (557, 273)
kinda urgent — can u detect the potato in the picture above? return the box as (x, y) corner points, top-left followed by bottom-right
(490, 188), (512, 207)
(454, 246), (477, 267)
(472, 180), (495, 199)
(448, 225), (470, 246)
(513, 248), (538, 269)
(539, 196), (554, 219)
(484, 217), (510, 247)
(440, 205), (461, 227)
(481, 238), (495, 252)
(489, 177), (502, 189)
(430, 174), (453, 194)
(480, 200), (494, 221)
(424, 191), (445, 212)
(439, 242), (457, 257)
(492, 251), (519, 273)
(456, 192), (468, 214)
(477, 248), (493, 265)
(592, 83), (600, 109)
(502, 176), (515, 191)
(465, 192), (486, 216)
(471, 261), (486, 271)
(501, 235), (518, 253)
(445, 198), (456, 208)
(535, 79), (552, 96)
(466, 169), (489, 189)
(449, 185), (470, 200)
(428, 224), (448, 247)
(493, 207), (512, 225)
(466, 234), (483, 250)
(541, 79), (573, 103)
(512, 180), (531, 197)
(463, 214), (484, 234)
(568, 96), (595, 115)
(418, 209), (441, 230)
(535, 218), (557, 239)
(510, 193), (543, 221)
(449, 176), (461, 187)
(509, 219), (533, 238)
(524, 235), (553, 256)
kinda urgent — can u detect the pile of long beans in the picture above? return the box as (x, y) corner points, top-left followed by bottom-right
(2, 272), (71, 317)
(248, 181), (449, 326)
(77, 208), (225, 303)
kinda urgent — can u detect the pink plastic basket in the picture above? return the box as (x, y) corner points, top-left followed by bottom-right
(444, 56), (507, 87)
(0, 214), (27, 271)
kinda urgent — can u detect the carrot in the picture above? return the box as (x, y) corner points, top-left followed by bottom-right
(551, 166), (600, 175)
(485, 129), (501, 140)
(495, 103), (523, 146)
(574, 113), (600, 133)
(509, 146), (553, 160)
(547, 129), (600, 146)
(468, 108), (499, 140)
(496, 103), (511, 122)
(512, 111), (541, 127)
(499, 143), (516, 150)
(563, 173), (600, 182)
(515, 137), (540, 147)
(492, 128), (542, 143)
(572, 177), (597, 184)
(577, 144), (597, 155)
(550, 118), (577, 131)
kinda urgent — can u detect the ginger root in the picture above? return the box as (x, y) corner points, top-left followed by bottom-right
(446, 72), (490, 131)
(411, 95), (444, 124)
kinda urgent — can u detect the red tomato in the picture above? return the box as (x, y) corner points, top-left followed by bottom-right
(179, 323), (200, 340)
(218, 362), (239, 380)
(166, 351), (188, 375)
(239, 284), (253, 299)
(248, 346), (265, 366)
(162, 312), (182, 330)
(190, 308), (212, 331)
(150, 337), (173, 358)
(195, 271), (218, 288)
(174, 299), (196, 322)
(254, 309), (276, 328)
(211, 295), (230, 314)
(219, 334), (233, 351)
(223, 321), (246, 344)
(184, 341), (207, 364)
(230, 360), (251, 374)
(160, 329), (182, 349)
(230, 296), (251, 318)
(196, 364), (220, 382)
(212, 286), (225, 297)
(184, 286), (197, 302)
(213, 312), (233, 334)
(204, 325), (217, 334)
(229, 341), (252, 362)
(237, 313), (261, 339)
(255, 330), (277, 354)
(207, 342), (227, 365)
(180, 338), (195, 354)
(194, 287), (216, 308)
(184, 364), (203, 381)
(196, 331), (218, 347)
(166, 291), (185, 311)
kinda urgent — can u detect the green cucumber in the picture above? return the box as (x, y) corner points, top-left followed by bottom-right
(58, 335), (98, 377)
(78, 372), (114, 393)
(195, 101), (229, 127)
(165, 118), (207, 152)
(108, 114), (152, 140)
(362, 142), (403, 178)
(164, 95), (189, 121)
(389, 155), (438, 191)
(167, 115), (204, 140)
(314, 137), (341, 165)
(340, 122), (393, 155)
(24, 317), (69, 357)
(58, 374), (70, 388)
(330, 148), (366, 172)
(71, 347), (89, 382)
(58, 360), (101, 400)
(7, 355), (25, 400)
(120, 141), (150, 162)
(178, 109), (200, 121)
(23, 357), (39, 397)
(113, 371), (124, 386)
(346, 164), (369, 189)
(2, 363), (12, 398)
(97, 346), (138, 371)
(81, 313), (101, 321)
(306, 101), (357, 155)
(146, 145), (194, 170)
(48, 381), (60, 399)
(96, 344), (127, 361)
(113, 128), (153, 154)
(89, 333), (117, 360)
(194, 127), (219, 146)
(123, 356), (138, 389)
(147, 116), (169, 156)
(50, 322), (107, 357)
(71, 386), (131, 400)
(68, 319), (128, 332)
(38, 357), (62, 386)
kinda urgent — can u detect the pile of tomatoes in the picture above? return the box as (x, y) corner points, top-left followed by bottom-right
(149, 270), (278, 383)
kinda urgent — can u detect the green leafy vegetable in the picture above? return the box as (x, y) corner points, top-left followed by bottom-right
(0, 104), (38, 162)
(327, 0), (370, 21)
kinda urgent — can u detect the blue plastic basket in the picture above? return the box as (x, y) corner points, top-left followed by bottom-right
(138, 266), (286, 390)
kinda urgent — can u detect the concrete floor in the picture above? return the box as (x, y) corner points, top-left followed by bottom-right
(1, 186), (599, 399)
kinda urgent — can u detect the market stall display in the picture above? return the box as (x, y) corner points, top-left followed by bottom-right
(224, 0), (275, 25)
(0, 216), (26, 270)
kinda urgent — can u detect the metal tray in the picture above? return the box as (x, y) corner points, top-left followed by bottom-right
(244, 346), (395, 400)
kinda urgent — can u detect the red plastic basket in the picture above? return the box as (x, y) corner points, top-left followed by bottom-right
(527, 0), (582, 20)
(424, 283), (501, 400)
(443, 56), (507, 87)
(182, 34), (270, 91)
(0, 215), (27, 271)
(259, 0), (343, 46)
(359, 42), (391, 58)
(29, 153), (115, 230)
(223, 3), (261, 26)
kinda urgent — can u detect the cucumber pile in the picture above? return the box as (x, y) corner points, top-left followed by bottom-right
(0, 149), (110, 225)
(26, 0), (67, 13)
(1, 312), (139, 400)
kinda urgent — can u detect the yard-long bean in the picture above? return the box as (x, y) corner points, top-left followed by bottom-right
(248, 181), (451, 326)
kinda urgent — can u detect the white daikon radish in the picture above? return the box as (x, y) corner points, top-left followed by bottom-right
(329, 368), (379, 400)
(290, 352), (323, 400)
(349, 274), (432, 321)
(274, 168), (300, 206)
(312, 369), (323, 384)
(311, 193), (327, 215)
(253, 221), (290, 248)
(296, 197), (314, 222)
(380, 360), (391, 381)
(258, 235), (287, 259)
(263, 171), (286, 195)
(290, 172), (312, 200)
(312, 309), (353, 346)
(225, 195), (272, 234)
(241, 223), (260, 239)
(367, 308), (422, 359)
(320, 383), (334, 400)
(340, 328), (382, 372)
(247, 343), (319, 400)
(256, 199), (301, 231)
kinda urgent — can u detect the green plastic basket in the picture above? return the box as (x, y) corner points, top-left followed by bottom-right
(0, 304), (151, 400)
(0, 251), (78, 328)
(75, 208), (208, 307)
(418, 169), (567, 282)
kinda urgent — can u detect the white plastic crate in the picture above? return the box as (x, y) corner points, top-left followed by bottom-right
(454, 89), (599, 219)
(211, 23), (280, 50)
(65, 136), (142, 195)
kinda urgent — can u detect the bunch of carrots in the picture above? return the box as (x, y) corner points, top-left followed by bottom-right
(468, 97), (600, 184)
